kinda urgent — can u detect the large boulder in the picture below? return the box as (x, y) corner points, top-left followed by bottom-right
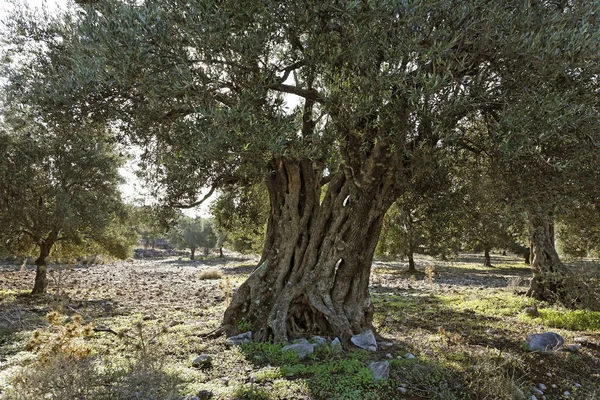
(526, 332), (564, 352)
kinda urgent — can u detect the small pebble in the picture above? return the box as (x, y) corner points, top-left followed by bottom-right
(532, 388), (543, 396)
(551, 384), (557, 389)
(546, 372), (552, 377)
(538, 383), (547, 390)
(404, 353), (416, 359)
(563, 391), (570, 397)
(530, 396), (538, 400)
(573, 383), (581, 388)
(386, 353), (392, 358)
(396, 355), (402, 359)
(399, 387), (408, 394)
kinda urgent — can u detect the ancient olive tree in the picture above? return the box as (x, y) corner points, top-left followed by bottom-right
(5, 1), (600, 338)
(0, 107), (134, 294)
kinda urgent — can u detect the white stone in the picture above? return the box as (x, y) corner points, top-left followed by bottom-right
(368, 361), (389, 380)
(404, 353), (416, 359)
(351, 330), (377, 351)
(281, 343), (315, 360)
(226, 331), (252, 345)
(331, 337), (343, 353)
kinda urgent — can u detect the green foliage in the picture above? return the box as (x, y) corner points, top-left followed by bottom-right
(523, 308), (600, 331)
(0, 106), (134, 263)
(167, 216), (217, 258)
(556, 203), (600, 258)
(240, 342), (300, 366)
(128, 205), (169, 250)
(211, 185), (268, 255)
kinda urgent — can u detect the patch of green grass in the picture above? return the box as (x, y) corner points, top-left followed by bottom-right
(520, 308), (600, 331)
(240, 342), (301, 365)
(281, 359), (379, 400)
(442, 292), (535, 317)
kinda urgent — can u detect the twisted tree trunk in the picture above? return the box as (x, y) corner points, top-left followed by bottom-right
(526, 212), (571, 302)
(222, 157), (396, 342)
(32, 233), (58, 294)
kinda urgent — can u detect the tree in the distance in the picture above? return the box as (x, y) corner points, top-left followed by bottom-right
(168, 217), (217, 260)
(4, 1), (600, 339)
(0, 107), (134, 294)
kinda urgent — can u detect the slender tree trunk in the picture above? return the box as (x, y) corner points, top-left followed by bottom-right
(190, 247), (196, 260)
(32, 237), (56, 294)
(526, 211), (571, 302)
(222, 158), (396, 343)
(483, 246), (492, 267)
(407, 249), (416, 273)
(219, 246), (224, 258)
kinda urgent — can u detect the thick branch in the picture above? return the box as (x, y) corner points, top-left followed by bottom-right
(268, 84), (325, 103)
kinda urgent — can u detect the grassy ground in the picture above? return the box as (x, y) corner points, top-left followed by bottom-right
(0, 252), (599, 399)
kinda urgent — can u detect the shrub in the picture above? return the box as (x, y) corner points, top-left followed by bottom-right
(198, 268), (223, 280)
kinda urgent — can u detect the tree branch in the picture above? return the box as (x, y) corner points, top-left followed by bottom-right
(170, 186), (216, 209)
(268, 84), (325, 103)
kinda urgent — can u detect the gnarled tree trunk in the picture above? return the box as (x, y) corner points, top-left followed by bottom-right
(222, 158), (396, 343)
(526, 211), (571, 302)
(32, 240), (54, 294)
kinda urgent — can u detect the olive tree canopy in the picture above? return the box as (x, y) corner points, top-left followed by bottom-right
(3, 0), (600, 338)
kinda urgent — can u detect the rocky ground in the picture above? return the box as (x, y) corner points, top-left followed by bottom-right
(0, 252), (599, 399)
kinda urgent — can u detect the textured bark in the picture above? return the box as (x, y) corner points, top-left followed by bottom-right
(32, 235), (56, 294)
(407, 251), (416, 272)
(222, 157), (396, 342)
(483, 247), (492, 267)
(526, 212), (571, 301)
(190, 247), (196, 260)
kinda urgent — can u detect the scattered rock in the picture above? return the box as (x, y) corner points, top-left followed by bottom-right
(530, 396), (538, 400)
(281, 343), (315, 360)
(573, 383), (581, 388)
(396, 355), (403, 359)
(526, 332), (564, 352)
(378, 341), (393, 347)
(546, 372), (552, 377)
(386, 353), (392, 358)
(524, 306), (539, 317)
(292, 338), (310, 345)
(311, 336), (327, 346)
(351, 330), (377, 351)
(220, 377), (229, 386)
(226, 331), (252, 345)
(563, 391), (571, 397)
(399, 387), (408, 394)
(532, 387), (544, 396)
(573, 337), (588, 345)
(331, 337), (343, 353)
(196, 390), (214, 400)
(192, 355), (213, 369)
(566, 344), (581, 353)
(424, 349), (434, 356)
(368, 361), (389, 380)
(404, 353), (416, 359)
(538, 383), (547, 390)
